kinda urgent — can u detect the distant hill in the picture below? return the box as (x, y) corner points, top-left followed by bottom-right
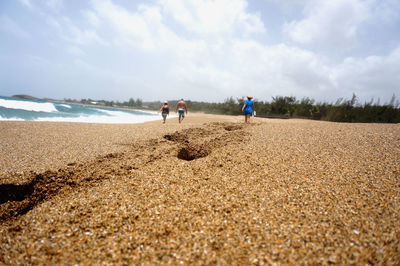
(12, 94), (40, 100)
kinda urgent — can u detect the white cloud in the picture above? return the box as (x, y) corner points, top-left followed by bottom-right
(332, 46), (400, 101)
(44, 15), (106, 46)
(68, 58), (153, 100)
(18, 0), (32, 8)
(45, 0), (63, 12)
(283, 0), (370, 46)
(27, 55), (52, 66)
(61, 17), (108, 46)
(46, 17), (62, 33)
(82, 10), (101, 27)
(67, 46), (86, 56)
(91, 0), (163, 50)
(0, 16), (31, 39)
(18, 0), (64, 13)
(167, 40), (334, 100)
(160, 0), (265, 35)
(90, 0), (206, 56)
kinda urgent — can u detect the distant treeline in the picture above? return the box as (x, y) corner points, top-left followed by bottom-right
(65, 94), (400, 123)
(65, 98), (144, 108)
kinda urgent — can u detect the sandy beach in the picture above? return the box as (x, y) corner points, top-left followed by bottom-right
(1, 115), (399, 264)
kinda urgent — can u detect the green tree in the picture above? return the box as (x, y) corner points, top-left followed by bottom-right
(271, 96), (297, 116)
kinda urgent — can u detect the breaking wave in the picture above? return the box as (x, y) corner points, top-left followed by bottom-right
(0, 98), (57, 112)
(0, 96), (164, 124)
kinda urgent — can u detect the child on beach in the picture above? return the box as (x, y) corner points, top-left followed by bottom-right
(242, 96), (255, 123)
(159, 101), (170, 124)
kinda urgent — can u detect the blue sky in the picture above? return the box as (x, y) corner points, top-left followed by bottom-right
(0, 0), (399, 103)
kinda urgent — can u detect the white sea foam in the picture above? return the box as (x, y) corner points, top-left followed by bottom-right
(59, 104), (71, 109)
(133, 109), (158, 115)
(98, 109), (157, 116)
(0, 99), (57, 112)
(0, 115), (24, 121)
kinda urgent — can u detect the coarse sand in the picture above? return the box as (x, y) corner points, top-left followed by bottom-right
(0, 115), (399, 264)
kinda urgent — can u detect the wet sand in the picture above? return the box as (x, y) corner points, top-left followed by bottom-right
(1, 115), (399, 264)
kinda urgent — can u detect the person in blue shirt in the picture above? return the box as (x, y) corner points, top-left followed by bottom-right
(242, 96), (255, 123)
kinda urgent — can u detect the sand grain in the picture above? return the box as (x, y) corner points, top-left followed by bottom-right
(1, 117), (399, 264)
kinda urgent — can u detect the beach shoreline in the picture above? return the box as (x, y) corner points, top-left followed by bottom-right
(1, 116), (399, 264)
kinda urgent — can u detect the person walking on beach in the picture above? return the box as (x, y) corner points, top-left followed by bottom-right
(176, 99), (187, 123)
(242, 96), (255, 123)
(159, 101), (170, 124)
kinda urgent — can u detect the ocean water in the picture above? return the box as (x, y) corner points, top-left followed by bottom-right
(0, 96), (163, 124)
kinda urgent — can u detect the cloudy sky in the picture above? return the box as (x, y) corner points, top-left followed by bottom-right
(0, 0), (399, 103)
